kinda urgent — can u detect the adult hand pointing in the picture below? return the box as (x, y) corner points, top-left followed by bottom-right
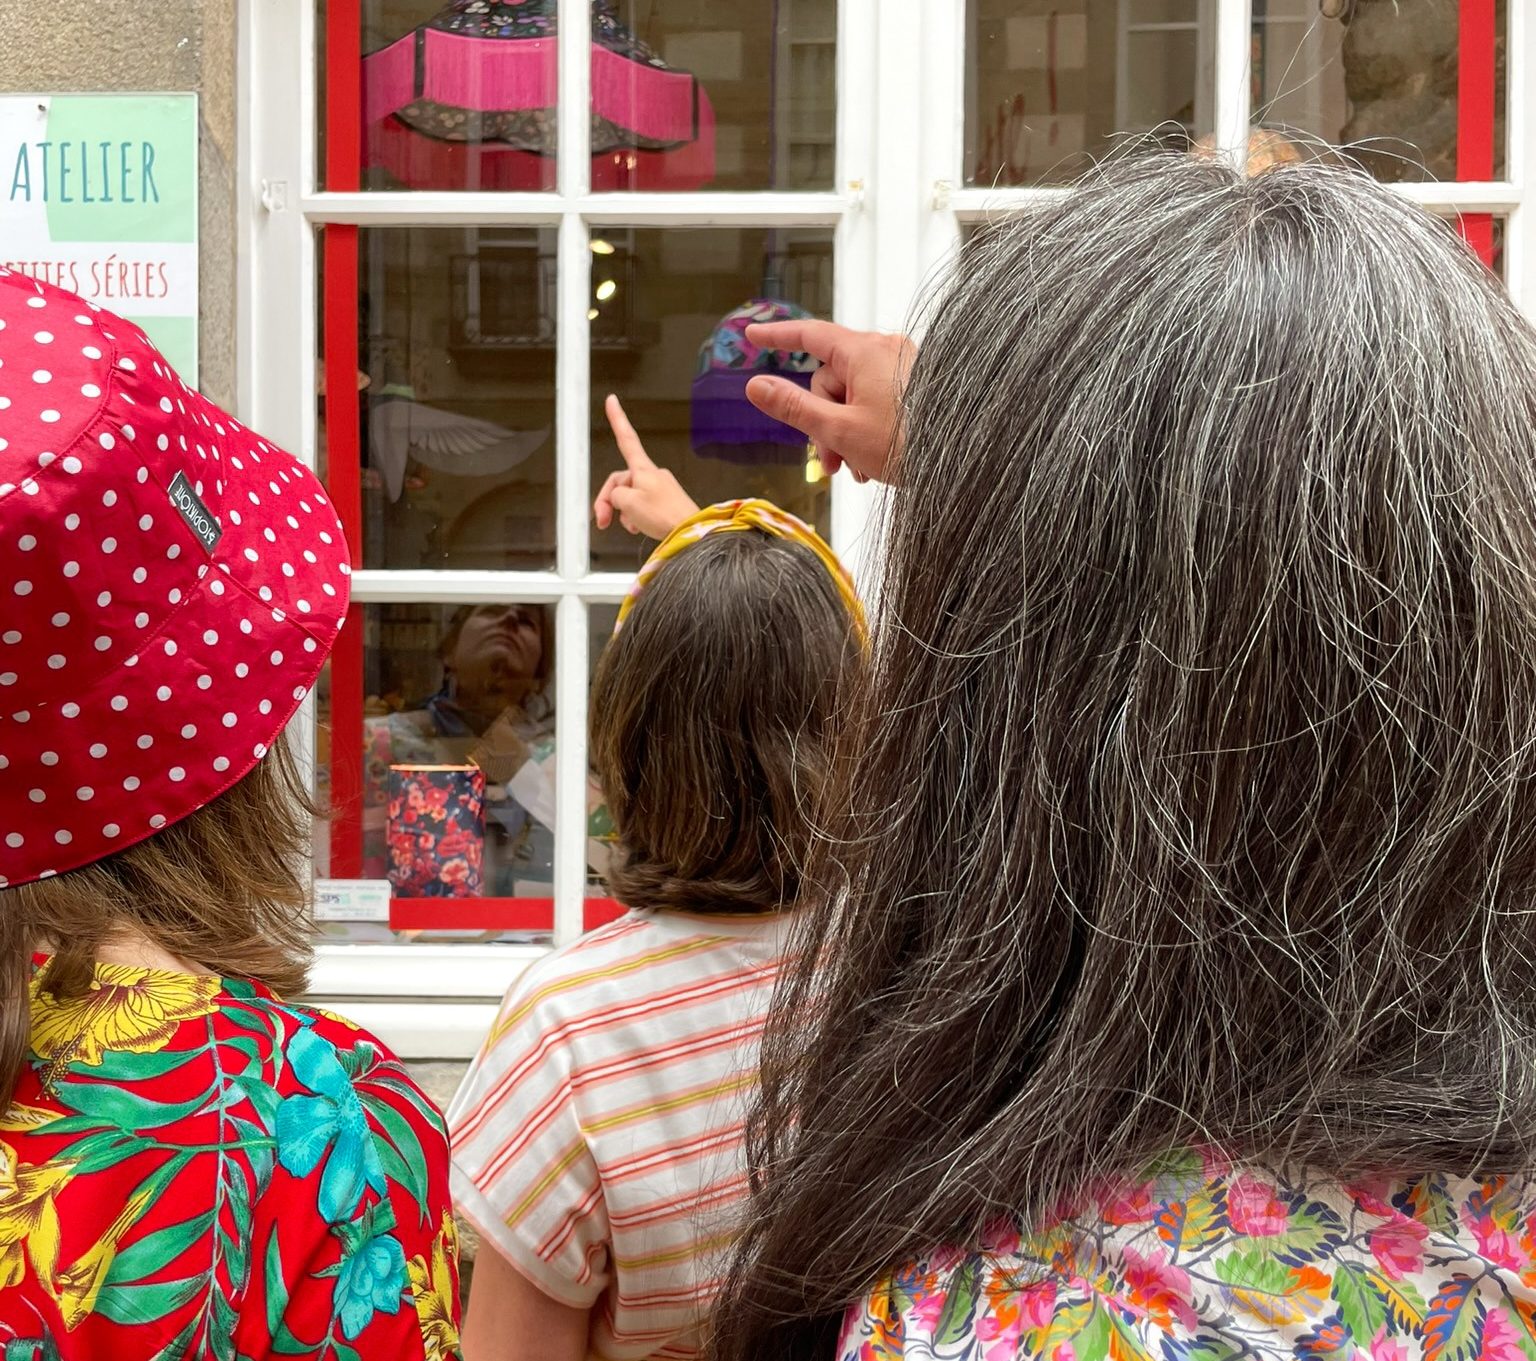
(744, 320), (915, 484)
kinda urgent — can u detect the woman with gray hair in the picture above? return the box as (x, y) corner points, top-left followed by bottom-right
(707, 154), (1536, 1361)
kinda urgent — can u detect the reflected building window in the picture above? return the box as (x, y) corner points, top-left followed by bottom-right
(965, 0), (1505, 189)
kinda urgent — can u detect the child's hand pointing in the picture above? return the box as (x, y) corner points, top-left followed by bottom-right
(593, 395), (701, 540)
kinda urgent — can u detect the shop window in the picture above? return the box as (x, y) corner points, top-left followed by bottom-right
(308, 0), (851, 969)
(313, 600), (620, 944)
(966, 0), (1506, 189)
(589, 227), (835, 572)
(325, 0), (838, 192)
(1251, 0), (1506, 184)
(250, 0), (1521, 1042)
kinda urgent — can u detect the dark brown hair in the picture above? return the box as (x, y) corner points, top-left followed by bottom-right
(711, 154), (1536, 1360)
(0, 732), (317, 1106)
(591, 529), (860, 915)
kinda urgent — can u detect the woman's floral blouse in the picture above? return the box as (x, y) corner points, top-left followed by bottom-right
(841, 1151), (1536, 1361)
(0, 957), (462, 1361)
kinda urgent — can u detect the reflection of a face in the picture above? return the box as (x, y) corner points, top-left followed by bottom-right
(447, 604), (544, 710)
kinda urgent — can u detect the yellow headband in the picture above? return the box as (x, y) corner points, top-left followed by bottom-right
(615, 498), (867, 643)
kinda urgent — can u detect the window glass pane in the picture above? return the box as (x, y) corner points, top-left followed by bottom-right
(1252, 0), (1506, 183)
(1453, 214), (1506, 281)
(328, 1), (837, 192)
(314, 600), (613, 944)
(966, 0), (1213, 187)
(598, 0), (837, 191)
(587, 602), (620, 910)
(343, 0), (561, 192)
(588, 227), (834, 572)
(325, 227), (560, 570)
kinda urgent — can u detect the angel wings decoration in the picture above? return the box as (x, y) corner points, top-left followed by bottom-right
(368, 389), (550, 501)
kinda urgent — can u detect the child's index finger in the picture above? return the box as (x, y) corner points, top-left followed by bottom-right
(605, 394), (656, 471)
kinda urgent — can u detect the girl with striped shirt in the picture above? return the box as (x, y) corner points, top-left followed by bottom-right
(447, 397), (864, 1361)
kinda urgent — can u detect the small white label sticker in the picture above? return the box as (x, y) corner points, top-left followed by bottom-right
(313, 878), (393, 922)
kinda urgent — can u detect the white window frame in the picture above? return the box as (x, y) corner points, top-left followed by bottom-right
(239, 0), (885, 1055)
(238, 0), (1534, 1056)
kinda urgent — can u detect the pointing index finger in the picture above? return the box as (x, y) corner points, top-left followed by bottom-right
(745, 319), (843, 367)
(604, 393), (655, 471)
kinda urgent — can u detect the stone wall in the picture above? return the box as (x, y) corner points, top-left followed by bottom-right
(0, 0), (238, 409)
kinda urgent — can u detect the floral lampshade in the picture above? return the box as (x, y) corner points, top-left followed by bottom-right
(690, 300), (819, 467)
(363, 0), (716, 191)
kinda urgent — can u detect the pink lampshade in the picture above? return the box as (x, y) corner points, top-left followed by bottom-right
(363, 0), (717, 192)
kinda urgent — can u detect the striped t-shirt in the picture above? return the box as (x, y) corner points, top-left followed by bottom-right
(447, 908), (792, 1361)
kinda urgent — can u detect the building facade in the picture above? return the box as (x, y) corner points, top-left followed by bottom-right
(1, 0), (1524, 1065)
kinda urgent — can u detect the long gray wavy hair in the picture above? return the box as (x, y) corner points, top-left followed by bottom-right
(707, 154), (1536, 1361)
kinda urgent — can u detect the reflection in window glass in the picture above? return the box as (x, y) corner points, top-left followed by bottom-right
(340, 0), (836, 192)
(1251, 0), (1506, 183)
(1453, 214), (1506, 280)
(316, 601), (614, 944)
(588, 227), (834, 572)
(966, 0), (1212, 187)
(357, 0), (560, 192)
(333, 227), (559, 571)
(602, 0), (837, 191)
(587, 602), (621, 907)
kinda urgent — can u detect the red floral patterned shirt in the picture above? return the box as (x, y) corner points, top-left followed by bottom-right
(0, 958), (462, 1361)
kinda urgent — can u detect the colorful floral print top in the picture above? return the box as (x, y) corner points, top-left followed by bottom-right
(840, 1151), (1536, 1361)
(0, 958), (462, 1361)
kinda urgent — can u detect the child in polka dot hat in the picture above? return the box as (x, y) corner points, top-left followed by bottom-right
(0, 269), (350, 884)
(0, 269), (463, 1355)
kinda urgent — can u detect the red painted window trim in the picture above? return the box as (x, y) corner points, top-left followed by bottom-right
(323, 0), (365, 877)
(317, 1), (604, 929)
(1457, 0), (1497, 267)
(388, 897), (628, 934)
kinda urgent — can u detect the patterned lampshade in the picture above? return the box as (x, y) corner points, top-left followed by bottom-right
(363, 0), (717, 191)
(690, 299), (819, 466)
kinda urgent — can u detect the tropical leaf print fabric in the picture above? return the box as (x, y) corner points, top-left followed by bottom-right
(840, 1151), (1536, 1361)
(0, 958), (462, 1361)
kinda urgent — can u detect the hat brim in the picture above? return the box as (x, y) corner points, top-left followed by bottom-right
(0, 308), (349, 887)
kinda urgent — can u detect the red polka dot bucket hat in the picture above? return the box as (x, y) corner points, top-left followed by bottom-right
(0, 269), (351, 889)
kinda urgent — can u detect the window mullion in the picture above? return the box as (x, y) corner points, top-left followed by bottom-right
(240, 0), (311, 457)
(553, 214), (591, 948)
(300, 192), (850, 226)
(559, 0), (592, 197)
(553, 0), (593, 949)
(348, 571), (636, 604)
(552, 594), (591, 948)
(1213, 0), (1252, 166)
(918, 0), (967, 281)
(829, 0), (878, 565)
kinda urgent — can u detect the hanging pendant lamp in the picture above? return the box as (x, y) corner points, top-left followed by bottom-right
(363, 0), (717, 191)
(691, 300), (818, 467)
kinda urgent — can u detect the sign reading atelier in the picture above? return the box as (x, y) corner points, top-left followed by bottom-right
(167, 471), (221, 552)
(0, 93), (199, 382)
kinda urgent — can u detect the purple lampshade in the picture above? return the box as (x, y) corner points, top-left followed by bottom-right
(690, 300), (819, 467)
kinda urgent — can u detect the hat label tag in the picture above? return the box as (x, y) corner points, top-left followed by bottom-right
(167, 471), (222, 553)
